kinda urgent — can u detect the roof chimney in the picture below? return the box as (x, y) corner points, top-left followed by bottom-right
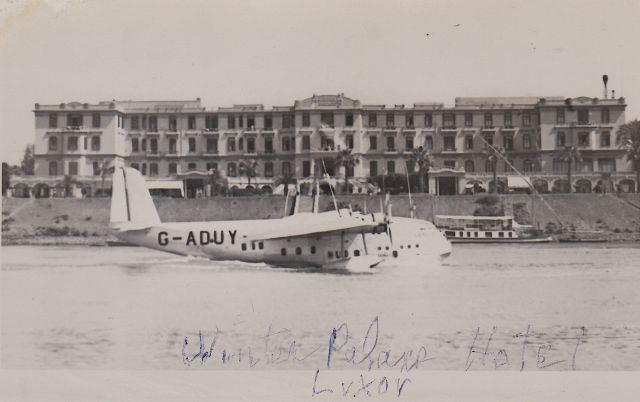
(602, 74), (609, 99)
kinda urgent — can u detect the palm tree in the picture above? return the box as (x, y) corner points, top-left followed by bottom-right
(406, 146), (433, 193)
(558, 145), (582, 193)
(207, 168), (226, 196)
(239, 158), (259, 187)
(617, 119), (640, 193)
(274, 173), (297, 195)
(486, 145), (505, 194)
(335, 149), (360, 193)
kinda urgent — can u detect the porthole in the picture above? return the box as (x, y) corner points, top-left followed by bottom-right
(392, 250), (398, 258)
(295, 247), (302, 255)
(310, 246), (316, 254)
(344, 250), (349, 258)
(251, 242), (256, 250)
(354, 250), (360, 257)
(400, 245), (404, 249)
(415, 244), (419, 248)
(377, 246), (382, 251)
(385, 246), (389, 250)
(258, 242), (264, 250)
(281, 248), (286, 256)
(407, 245), (411, 248)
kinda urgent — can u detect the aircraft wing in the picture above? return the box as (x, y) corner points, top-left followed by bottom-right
(248, 212), (383, 241)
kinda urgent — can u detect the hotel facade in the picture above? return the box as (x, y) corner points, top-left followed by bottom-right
(10, 93), (636, 197)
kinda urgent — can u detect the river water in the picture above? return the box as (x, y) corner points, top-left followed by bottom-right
(2, 243), (640, 371)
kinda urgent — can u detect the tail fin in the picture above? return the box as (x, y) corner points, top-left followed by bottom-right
(110, 167), (161, 229)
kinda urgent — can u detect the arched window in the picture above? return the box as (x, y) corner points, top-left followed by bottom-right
(282, 161), (291, 176)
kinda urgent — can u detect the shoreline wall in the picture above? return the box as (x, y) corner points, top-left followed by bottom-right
(3, 194), (640, 244)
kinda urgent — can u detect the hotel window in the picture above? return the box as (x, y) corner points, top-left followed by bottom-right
(321, 112), (334, 127)
(49, 113), (58, 128)
(206, 162), (218, 172)
(369, 135), (377, 151)
(465, 135), (474, 150)
(187, 163), (196, 170)
(168, 116), (177, 131)
(465, 113), (473, 127)
(227, 162), (237, 177)
(264, 115), (273, 129)
(600, 131), (611, 147)
(238, 116), (245, 129)
(68, 161), (78, 175)
(523, 134), (531, 150)
(238, 137), (244, 151)
(483, 133), (494, 147)
(464, 160), (475, 172)
(247, 137), (255, 153)
(552, 159), (566, 172)
(188, 116), (196, 130)
(368, 113), (377, 128)
(49, 161), (58, 176)
(386, 136), (395, 151)
(302, 135), (310, 150)
(150, 138), (158, 154)
(186, 138), (195, 153)
(281, 136), (290, 151)
(443, 113), (455, 129)
(578, 132), (590, 147)
(227, 137), (236, 152)
(522, 112), (531, 127)
(302, 112), (310, 127)
(387, 160), (395, 174)
(93, 162), (100, 176)
(91, 136), (100, 151)
(601, 108), (610, 124)
(169, 138), (177, 154)
(168, 163), (177, 175)
(369, 160), (378, 177)
(424, 114), (433, 128)
(598, 158), (615, 172)
(484, 113), (493, 128)
(503, 134), (514, 151)
(205, 115), (218, 130)
(523, 160), (534, 173)
(504, 112), (512, 127)
(444, 160), (456, 169)
(67, 114), (83, 127)
(405, 113), (414, 128)
(504, 159), (514, 172)
(283, 114), (293, 129)
(68, 136), (78, 151)
(264, 161), (274, 177)
(425, 136), (433, 150)
(141, 116), (147, 129)
(92, 113), (100, 128)
(131, 116), (139, 130)
(578, 158), (593, 172)
(206, 138), (218, 153)
(282, 161), (291, 176)
(485, 159), (493, 172)
(49, 136), (58, 151)
(149, 116), (158, 131)
(264, 137), (273, 153)
(302, 160), (311, 177)
(132, 138), (139, 152)
(346, 134), (354, 149)
(84, 137), (88, 150)
(386, 113), (394, 128)
(228, 115), (236, 129)
(131, 163), (140, 172)
(444, 136), (456, 151)
(577, 109), (589, 124)
(346, 113), (354, 127)
(405, 136), (414, 150)
(556, 109), (565, 124)
(149, 163), (158, 177)
(556, 131), (566, 147)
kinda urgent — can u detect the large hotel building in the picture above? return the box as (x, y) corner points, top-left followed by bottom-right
(11, 93), (636, 197)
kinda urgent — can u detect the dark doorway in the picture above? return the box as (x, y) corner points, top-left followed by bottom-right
(437, 177), (458, 195)
(185, 179), (204, 198)
(315, 158), (336, 176)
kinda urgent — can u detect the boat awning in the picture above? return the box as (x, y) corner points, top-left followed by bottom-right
(507, 176), (531, 189)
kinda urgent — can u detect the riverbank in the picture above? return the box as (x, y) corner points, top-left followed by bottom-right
(3, 193), (640, 245)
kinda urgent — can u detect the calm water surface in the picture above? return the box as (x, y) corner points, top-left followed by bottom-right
(2, 243), (640, 370)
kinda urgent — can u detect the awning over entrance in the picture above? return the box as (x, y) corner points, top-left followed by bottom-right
(507, 176), (531, 189)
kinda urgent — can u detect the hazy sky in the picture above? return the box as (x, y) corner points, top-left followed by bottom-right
(1, 0), (639, 164)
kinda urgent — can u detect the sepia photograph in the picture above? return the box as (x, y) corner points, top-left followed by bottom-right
(1, 0), (640, 400)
